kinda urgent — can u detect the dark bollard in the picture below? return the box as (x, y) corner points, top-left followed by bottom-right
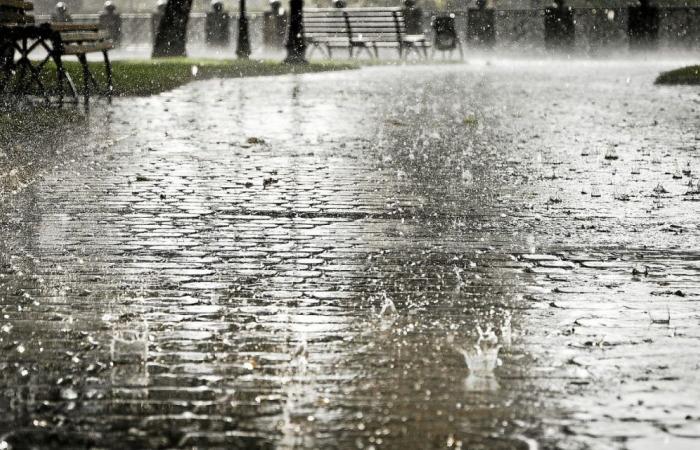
(432, 13), (462, 58)
(544, 0), (575, 51)
(151, 0), (166, 45)
(331, 0), (346, 8)
(402, 0), (424, 35)
(206, 0), (231, 46)
(99, 1), (122, 47)
(263, 0), (288, 49)
(236, 0), (251, 58)
(628, 0), (659, 50)
(51, 2), (72, 22)
(466, 0), (495, 48)
(432, 14), (458, 51)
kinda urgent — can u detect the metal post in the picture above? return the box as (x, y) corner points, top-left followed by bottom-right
(236, 0), (251, 58)
(284, 0), (307, 64)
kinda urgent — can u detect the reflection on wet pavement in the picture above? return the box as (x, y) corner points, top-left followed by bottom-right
(1, 60), (699, 449)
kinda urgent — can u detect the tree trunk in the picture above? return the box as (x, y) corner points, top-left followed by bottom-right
(152, 0), (192, 57)
(284, 0), (307, 64)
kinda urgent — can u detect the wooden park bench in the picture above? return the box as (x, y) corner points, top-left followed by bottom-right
(0, 0), (113, 103)
(304, 7), (429, 59)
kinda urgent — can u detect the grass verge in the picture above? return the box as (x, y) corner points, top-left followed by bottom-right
(10, 58), (358, 97)
(655, 65), (700, 85)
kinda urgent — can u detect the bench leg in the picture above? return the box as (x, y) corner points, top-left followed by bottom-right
(54, 55), (64, 104)
(103, 49), (113, 103)
(55, 61), (78, 104)
(77, 53), (90, 105)
(41, 36), (75, 104)
(360, 45), (372, 59)
(50, 49), (72, 104)
(9, 37), (47, 101)
(15, 38), (52, 103)
(15, 38), (30, 96)
(25, 56), (50, 104)
(406, 44), (418, 60)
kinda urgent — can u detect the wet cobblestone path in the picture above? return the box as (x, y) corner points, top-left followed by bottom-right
(1, 60), (699, 449)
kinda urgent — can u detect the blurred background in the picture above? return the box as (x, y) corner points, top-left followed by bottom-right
(27, 0), (700, 59)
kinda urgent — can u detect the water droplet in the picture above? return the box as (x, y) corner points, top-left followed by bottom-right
(379, 294), (397, 318)
(60, 387), (78, 400)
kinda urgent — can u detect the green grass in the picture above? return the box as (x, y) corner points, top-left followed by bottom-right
(655, 65), (700, 85)
(5, 56), (466, 98)
(14, 58), (358, 97)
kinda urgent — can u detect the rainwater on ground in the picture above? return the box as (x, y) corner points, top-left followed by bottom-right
(1, 59), (699, 449)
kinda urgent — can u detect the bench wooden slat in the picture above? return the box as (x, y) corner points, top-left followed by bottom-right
(351, 17), (405, 22)
(305, 11), (345, 15)
(348, 22), (404, 27)
(341, 12), (401, 16)
(305, 23), (346, 26)
(306, 26), (348, 29)
(59, 31), (106, 42)
(305, 25), (348, 29)
(306, 7), (400, 12)
(305, 15), (345, 19)
(61, 40), (113, 54)
(347, 25), (402, 29)
(368, 42), (402, 48)
(347, 16), (404, 20)
(403, 35), (428, 41)
(307, 21), (403, 26)
(305, 18), (347, 22)
(0, 0), (32, 9)
(50, 22), (99, 31)
(353, 35), (404, 40)
(305, 17), (344, 20)
(308, 37), (349, 42)
(305, 17), (345, 21)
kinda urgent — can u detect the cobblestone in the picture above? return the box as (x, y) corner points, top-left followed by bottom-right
(1, 60), (699, 449)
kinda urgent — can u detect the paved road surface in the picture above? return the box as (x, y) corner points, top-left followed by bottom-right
(1, 60), (699, 449)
